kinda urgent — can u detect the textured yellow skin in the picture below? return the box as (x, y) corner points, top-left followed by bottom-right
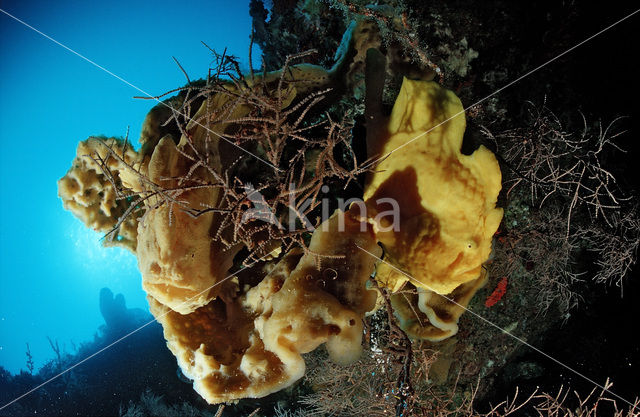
(137, 135), (240, 315)
(138, 63), (337, 316)
(365, 78), (503, 296)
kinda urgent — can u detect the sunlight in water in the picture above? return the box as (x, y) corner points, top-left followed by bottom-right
(67, 221), (138, 274)
(64, 218), (146, 312)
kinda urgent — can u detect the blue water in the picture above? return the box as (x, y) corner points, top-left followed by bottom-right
(0, 0), (260, 376)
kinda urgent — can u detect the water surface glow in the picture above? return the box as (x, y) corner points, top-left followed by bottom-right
(0, 0), (258, 374)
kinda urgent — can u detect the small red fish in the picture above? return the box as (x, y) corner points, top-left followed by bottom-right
(485, 277), (508, 307)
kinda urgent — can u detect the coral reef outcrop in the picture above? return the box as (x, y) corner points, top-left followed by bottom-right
(58, 17), (502, 404)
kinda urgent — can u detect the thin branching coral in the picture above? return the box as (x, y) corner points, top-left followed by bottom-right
(84, 49), (367, 267)
(482, 103), (639, 313)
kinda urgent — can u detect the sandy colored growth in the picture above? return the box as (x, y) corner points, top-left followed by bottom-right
(58, 22), (502, 403)
(147, 209), (380, 403)
(58, 137), (141, 252)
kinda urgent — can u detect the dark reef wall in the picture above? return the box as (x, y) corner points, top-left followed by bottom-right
(252, 0), (640, 411)
(0, 290), (211, 417)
